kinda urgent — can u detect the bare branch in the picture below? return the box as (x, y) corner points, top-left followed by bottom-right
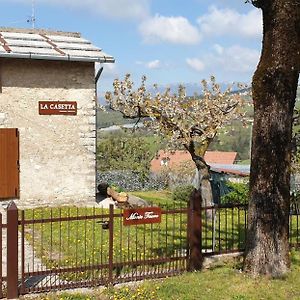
(184, 142), (208, 167)
(190, 126), (205, 137)
(213, 102), (239, 115)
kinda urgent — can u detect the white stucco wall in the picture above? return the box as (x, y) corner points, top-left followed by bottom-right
(0, 58), (97, 207)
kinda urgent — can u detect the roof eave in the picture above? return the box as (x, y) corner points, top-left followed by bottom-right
(0, 52), (115, 63)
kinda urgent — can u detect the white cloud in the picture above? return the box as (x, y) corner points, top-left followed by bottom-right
(213, 44), (224, 55)
(8, 0), (150, 20)
(186, 58), (205, 72)
(197, 6), (262, 38)
(139, 14), (201, 45)
(216, 45), (260, 72)
(187, 45), (260, 75)
(136, 59), (164, 69)
(146, 59), (161, 69)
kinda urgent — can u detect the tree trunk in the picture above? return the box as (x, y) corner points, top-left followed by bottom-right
(193, 158), (214, 208)
(187, 141), (214, 208)
(244, 0), (300, 277)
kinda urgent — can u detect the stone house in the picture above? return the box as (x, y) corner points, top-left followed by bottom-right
(0, 28), (114, 207)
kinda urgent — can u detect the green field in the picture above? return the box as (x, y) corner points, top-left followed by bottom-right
(22, 250), (300, 300)
(132, 190), (176, 207)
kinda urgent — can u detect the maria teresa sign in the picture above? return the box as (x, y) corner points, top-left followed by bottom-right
(123, 207), (162, 226)
(39, 101), (77, 115)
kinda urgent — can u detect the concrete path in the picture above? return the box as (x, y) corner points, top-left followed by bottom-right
(0, 202), (47, 290)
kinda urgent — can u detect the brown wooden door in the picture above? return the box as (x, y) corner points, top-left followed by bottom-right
(0, 128), (19, 199)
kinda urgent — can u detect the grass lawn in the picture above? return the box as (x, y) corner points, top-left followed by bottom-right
(22, 200), (248, 274)
(22, 203), (189, 282)
(23, 250), (300, 300)
(21, 190), (300, 267)
(131, 190), (177, 207)
(20, 190), (299, 293)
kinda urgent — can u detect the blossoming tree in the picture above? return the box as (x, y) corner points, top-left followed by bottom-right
(105, 74), (247, 206)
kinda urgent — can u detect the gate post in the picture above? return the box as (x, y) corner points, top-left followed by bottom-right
(187, 189), (203, 271)
(7, 201), (19, 299)
(0, 213), (3, 299)
(108, 204), (114, 285)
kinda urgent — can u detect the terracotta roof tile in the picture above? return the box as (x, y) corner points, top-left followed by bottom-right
(204, 151), (237, 164)
(150, 150), (238, 173)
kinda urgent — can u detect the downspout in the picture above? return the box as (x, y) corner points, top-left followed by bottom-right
(95, 66), (103, 87)
(95, 66), (104, 189)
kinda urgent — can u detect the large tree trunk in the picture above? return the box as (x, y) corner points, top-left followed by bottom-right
(244, 0), (300, 277)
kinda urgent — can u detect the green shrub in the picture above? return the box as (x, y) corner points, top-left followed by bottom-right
(221, 182), (249, 205)
(109, 183), (125, 193)
(172, 185), (195, 202)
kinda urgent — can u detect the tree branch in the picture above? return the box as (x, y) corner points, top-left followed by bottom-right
(184, 142), (208, 167)
(213, 102), (239, 115)
(109, 104), (149, 120)
(191, 126), (205, 137)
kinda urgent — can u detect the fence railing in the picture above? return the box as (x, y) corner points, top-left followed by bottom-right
(0, 213), (3, 299)
(201, 203), (248, 256)
(0, 195), (300, 299)
(4, 202), (189, 298)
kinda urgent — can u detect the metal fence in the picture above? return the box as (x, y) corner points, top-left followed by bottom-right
(0, 194), (299, 299)
(201, 203), (247, 256)
(2, 201), (189, 298)
(0, 214), (4, 299)
(19, 204), (188, 295)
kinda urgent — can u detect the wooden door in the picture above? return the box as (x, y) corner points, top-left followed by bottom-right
(0, 128), (19, 199)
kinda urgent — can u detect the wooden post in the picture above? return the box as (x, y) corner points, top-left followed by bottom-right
(108, 204), (114, 285)
(7, 201), (19, 299)
(0, 212), (3, 299)
(187, 189), (203, 271)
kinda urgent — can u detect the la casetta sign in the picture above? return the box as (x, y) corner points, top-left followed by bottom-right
(39, 101), (77, 115)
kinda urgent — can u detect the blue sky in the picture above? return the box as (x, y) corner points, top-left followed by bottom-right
(0, 0), (263, 96)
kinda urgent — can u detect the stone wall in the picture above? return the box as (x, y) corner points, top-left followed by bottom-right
(0, 58), (97, 207)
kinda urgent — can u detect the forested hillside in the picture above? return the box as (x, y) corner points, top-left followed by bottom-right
(97, 107), (138, 128)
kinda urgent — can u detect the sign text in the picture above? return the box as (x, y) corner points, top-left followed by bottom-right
(123, 207), (162, 226)
(39, 101), (77, 115)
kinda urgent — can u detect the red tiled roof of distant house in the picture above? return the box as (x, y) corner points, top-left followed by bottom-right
(150, 150), (238, 173)
(150, 150), (193, 173)
(204, 151), (237, 165)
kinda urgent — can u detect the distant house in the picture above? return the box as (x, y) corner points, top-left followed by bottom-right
(150, 150), (238, 173)
(204, 151), (237, 165)
(151, 150), (192, 173)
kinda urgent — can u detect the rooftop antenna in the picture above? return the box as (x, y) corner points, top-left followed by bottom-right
(27, 0), (36, 29)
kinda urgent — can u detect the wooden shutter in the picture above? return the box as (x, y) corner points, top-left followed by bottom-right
(0, 128), (19, 199)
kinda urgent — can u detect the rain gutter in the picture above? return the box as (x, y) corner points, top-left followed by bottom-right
(0, 52), (115, 63)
